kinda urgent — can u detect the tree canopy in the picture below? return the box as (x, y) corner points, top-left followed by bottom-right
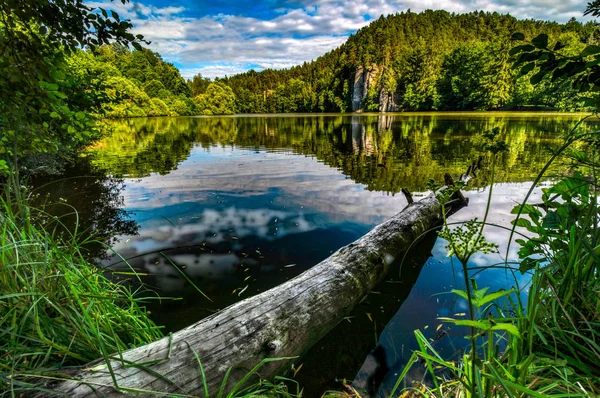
(0, 0), (144, 173)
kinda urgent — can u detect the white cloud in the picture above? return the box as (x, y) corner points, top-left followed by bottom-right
(155, 6), (186, 16)
(180, 65), (250, 79)
(134, 20), (189, 39)
(85, 0), (593, 79)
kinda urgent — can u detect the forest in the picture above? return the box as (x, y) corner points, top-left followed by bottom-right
(67, 10), (600, 118)
(221, 10), (597, 113)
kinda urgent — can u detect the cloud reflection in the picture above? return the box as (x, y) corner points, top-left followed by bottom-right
(121, 146), (411, 226)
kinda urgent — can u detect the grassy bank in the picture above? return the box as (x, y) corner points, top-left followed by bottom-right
(0, 183), (162, 394)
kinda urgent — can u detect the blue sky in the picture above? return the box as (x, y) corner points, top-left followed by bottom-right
(88, 0), (590, 79)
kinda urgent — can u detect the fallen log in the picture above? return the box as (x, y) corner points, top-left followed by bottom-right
(40, 192), (456, 397)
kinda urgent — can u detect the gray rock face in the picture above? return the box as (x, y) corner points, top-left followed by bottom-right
(379, 87), (399, 113)
(352, 65), (389, 112)
(352, 66), (365, 111)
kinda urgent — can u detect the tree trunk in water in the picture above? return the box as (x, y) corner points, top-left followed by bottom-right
(40, 193), (449, 397)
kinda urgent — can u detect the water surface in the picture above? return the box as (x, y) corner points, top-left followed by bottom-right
(40, 113), (597, 396)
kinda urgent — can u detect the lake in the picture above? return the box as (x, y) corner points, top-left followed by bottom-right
(35, 112), (595, 396)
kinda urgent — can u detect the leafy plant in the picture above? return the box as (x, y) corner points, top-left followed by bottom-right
(0, 0), (146, 173)
(389, 41), (600, 396)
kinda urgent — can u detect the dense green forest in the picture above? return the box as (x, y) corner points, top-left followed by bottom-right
(64, 10), (599, 119)
(218, 10), (598, 113)
(69, 45), (197, 118)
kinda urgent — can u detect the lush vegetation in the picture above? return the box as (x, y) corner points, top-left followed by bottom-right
(69, 45), (197, 118)
(0, 0), (163, 394)
(0, 187), (162, 389)
(2, 0), (600, 396)
(385, 118), (600, 398)
(0, 0), (145, 173)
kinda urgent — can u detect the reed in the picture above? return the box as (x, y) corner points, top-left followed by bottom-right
(0, 179), (162, 393)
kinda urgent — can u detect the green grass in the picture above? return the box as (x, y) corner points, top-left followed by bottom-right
(0, 182), (162, 394)
(0, 181), (299, 397)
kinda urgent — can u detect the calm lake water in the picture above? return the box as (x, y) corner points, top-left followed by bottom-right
(36, 113), (597, 396)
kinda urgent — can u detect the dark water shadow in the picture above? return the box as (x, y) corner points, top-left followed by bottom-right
(28, 160), (139, 260)
(294, 231), (438, 396)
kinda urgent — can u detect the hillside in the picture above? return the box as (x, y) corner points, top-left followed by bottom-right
(73, 10), (600, 117)
(67, 45), (197, 118)
(215, 10), (598, 113)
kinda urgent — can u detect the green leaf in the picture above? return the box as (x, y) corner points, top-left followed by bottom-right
(553, 41), (567, 52)
(552, 67), (567, 82)
(519, 62), (535, 76)
(450, 289), (469, 301)
(490, 323), (520, 337)
(548, 174), (589, 197)
(581, 45), (600, 57)
(511, 32), (525, 41)
(474, 289), (515, 308)
(53, 91), (68, 100)
(509, 44), (535, 56)
(44, 83), (59, 91)
(512, 218), (532, 228)
(511, 204), (541, 217)
(519, 257), (542, 273)
(530, 70), (546, 85)
(542, 212), (561, 229)
(471, 287), (490, 306)
(531, 34), (548, 49)
(438, 318), (490, 330)
(583, 96), (600, 107)
(585, 56), (600, 68)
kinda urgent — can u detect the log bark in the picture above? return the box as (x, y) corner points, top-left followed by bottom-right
(40, 193), (448, 397)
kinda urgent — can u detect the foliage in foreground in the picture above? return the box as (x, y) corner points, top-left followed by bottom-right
(0, 0), (146, 173)
(0, 183), (161, 394)
(385, 123), (600, 398)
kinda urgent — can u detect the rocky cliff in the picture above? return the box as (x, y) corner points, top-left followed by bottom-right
(351, 65), (398, 112)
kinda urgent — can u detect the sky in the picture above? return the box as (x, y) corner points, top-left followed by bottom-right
(87, 0), (592, 79)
